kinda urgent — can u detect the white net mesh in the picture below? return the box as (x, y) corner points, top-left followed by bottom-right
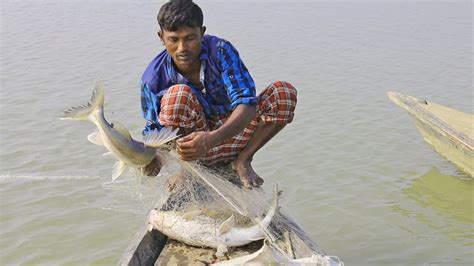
(140, 149), (343, 263)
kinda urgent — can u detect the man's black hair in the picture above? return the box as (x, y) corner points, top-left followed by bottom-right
(157, 0), (203, 31)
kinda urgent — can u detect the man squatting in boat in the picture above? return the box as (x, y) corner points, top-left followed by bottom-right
(140, 0), (297, 189)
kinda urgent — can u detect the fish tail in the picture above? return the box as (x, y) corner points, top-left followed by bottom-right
(61, 82), (105, 120)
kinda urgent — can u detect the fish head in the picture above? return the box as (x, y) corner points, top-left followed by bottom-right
(147, 208), (164, 230)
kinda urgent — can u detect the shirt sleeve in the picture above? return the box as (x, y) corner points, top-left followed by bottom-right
(218, 41), (257, 109)
(140, 81), (161, 135)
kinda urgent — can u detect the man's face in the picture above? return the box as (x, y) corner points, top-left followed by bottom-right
(158, 26), (206, 74)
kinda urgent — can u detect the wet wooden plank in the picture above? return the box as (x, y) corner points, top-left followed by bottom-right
(119, 227), (167, 266)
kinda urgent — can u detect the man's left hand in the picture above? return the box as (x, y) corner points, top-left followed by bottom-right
(176, 131), (213, 160)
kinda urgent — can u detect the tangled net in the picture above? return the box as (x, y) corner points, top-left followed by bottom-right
(116, 148), (342, 264)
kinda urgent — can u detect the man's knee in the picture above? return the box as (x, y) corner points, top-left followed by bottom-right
(159, 84), (206, 129)
(162, 84), (194, 102)
(258, 81), (297, 125)
(160, 84), (198, 111)
(268, 80), (297, 112)
(167, 84), (193, 94)
(272, 81), (297, 97)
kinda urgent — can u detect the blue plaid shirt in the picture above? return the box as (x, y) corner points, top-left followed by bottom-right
(141, 34), (257, 134)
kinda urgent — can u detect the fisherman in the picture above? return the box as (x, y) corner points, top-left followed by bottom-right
(141, 0), (297, 188)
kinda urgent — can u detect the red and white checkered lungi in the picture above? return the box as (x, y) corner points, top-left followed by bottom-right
(158, 81), (297, 165)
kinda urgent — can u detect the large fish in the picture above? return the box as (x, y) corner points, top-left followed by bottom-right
(148, 186), (279, 256)
(61, 83), (179, 180)
(212, 240), (344, 266)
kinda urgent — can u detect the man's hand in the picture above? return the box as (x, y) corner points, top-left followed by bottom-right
(142, 156), (162, 176)
(176, 131), (214, 161)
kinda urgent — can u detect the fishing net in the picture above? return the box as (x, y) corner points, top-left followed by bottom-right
(132, 148), (344, 265)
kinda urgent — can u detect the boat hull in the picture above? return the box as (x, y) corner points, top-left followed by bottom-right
(119, 210), (325, 265)
(119, 227), (167, 265)
(388, 91), (473, 177)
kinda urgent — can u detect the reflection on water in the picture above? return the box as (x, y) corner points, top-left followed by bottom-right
(404, 167), (473, 224)
(394, 167), (473, 243)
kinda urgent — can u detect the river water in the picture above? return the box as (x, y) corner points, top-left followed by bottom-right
(1, 0), (472, 265)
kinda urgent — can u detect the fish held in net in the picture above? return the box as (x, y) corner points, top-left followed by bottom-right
(61, 82), (179, 180)
(211, 239), (344, 266)
(148, 185), (279, 257)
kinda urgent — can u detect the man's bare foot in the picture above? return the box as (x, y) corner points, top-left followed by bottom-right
(231, 159), (264, 188)
(165, 171), (185, 192)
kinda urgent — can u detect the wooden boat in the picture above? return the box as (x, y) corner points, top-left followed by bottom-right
(118, 167), (340, 265)
(118, 147), (343, 265)
(118, 210), (329, 265)
(387, 91), (473, 177)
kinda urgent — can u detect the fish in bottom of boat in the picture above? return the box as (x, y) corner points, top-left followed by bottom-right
(148, 185), (279, 256)
(212, 240), (344, 266)
(61, 83), (179, 180)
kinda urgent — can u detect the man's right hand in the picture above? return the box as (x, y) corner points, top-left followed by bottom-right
(142, 156), (162, 176)
(176, 131), (214, 160)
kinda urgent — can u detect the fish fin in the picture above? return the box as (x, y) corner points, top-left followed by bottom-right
(182, 210), (202, 221)
(216, 244), (228, 257)
(110, 122), (132, 141)
(61, 82), (105, 120)
(143, 127), (180, 148)
(87, 131), (104, 146)
(218, 215), (235, 235)
(112, 161), (127, 180)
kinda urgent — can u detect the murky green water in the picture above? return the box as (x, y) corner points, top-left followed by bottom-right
(1, 1), (472, 264)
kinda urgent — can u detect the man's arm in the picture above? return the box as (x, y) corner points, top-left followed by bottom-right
(176, 104), (256, 160)
(140, 82), (161, 135)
